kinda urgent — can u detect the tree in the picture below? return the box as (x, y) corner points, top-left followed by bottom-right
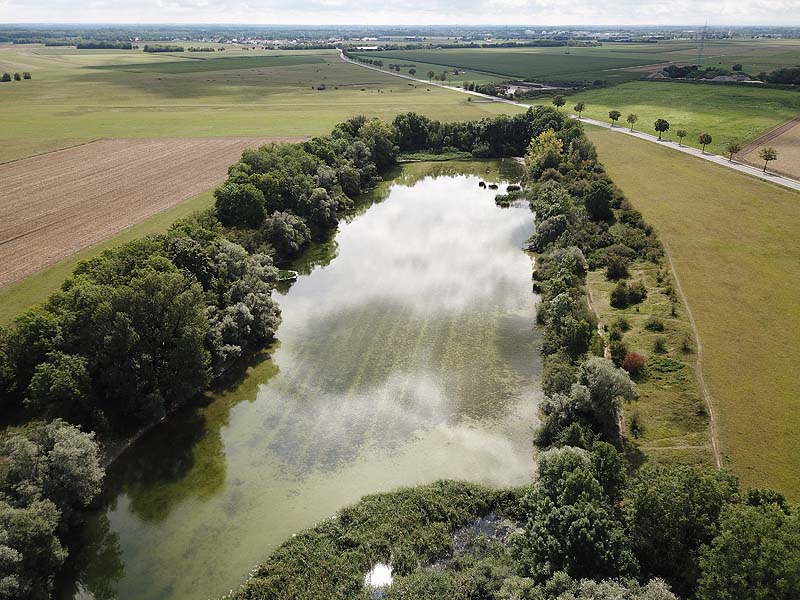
(698, 133), (713, 153)
(676, 129), (687, 146)
(573, 101), (585, 118)
(22, 72), (31, 80)
(629, 466), (739, 597)
(724, 140), (742, 161)
(408, 68), (416, 76)
(0, 74), (10, 83)
(608, 110), (621, 127)
(626, 113), (638, 131)
(426, 70), (434, 81)
(759, 146), (778, 172)
(0, 420), (104, 519)
(514, 446), (638, 582)
(12, 73), (20, 81)
(261, 211), (311, 258)
(654, 119), (670, 140)
(698, 504), (800, 600)
(552, 95), (566, 111)
(214, 182), (266, 228)
(584, 180), (614, 221)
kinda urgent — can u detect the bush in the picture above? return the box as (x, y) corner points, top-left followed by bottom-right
(653, 337), (667, 354)
(23, 72), (31, 79)
(1, 73), (10, 82)
(627, 280), (648, 304)
(644, 317), (664, 332)
(622, 351), (646, 376)
(610, 282), (629, 308)
(612, 317), (630, 332)
(13, 72), (20, 81)
(609, 340), (627, 367)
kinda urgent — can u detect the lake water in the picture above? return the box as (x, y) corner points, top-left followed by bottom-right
(60, 160), (542, 600)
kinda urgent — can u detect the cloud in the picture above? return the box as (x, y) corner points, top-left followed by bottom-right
(1, 0), (799, 26)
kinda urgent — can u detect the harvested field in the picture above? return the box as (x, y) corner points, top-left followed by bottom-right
(0, 137), (303, 288)
(740, 117), (800, 180)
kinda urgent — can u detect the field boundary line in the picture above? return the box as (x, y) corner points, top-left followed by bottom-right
(738, 116), (800, 155)
(662, 243), (723, 469)
(342, 52), (800, 193)
(0, 139), (102, 166)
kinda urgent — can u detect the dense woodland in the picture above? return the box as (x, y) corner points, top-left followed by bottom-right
(0, 108), (797, 599)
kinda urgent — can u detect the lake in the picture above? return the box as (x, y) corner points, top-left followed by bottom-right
(60, 160), (542, 600)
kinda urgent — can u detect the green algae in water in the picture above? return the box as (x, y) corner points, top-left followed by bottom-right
(59, 160), (540, 600)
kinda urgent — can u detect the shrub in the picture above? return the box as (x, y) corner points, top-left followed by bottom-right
(605, 253), (630, 280)
(22, 72), (31, 79)
(622, 351), (646, 376)
(609, 340), (628, 367)
(644, 317), (664, 332)
(628, 280), (648, 305)
(612, 317), (631, 332)
(1, 73), (10, 82)
(609, 328), (622, 342)
(610, 281), (629, 308)
(13, 72), (20, 81)
(653, 337), (667, 354)
(681, 334), (693, 354)
(629, 410), (645, 438)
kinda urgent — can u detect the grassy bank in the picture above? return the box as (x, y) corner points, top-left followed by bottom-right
(587, 262), (715, 468)
(587, 124), (800, 498)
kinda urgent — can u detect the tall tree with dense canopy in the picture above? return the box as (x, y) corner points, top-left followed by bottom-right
(697, 504), (800, 600)
(698, 133), (713, 153)
(552, 95), (566, 111)
(654, 119), (670, 140)
(608, 110), (621, 127)
(628, 466), (739, 597)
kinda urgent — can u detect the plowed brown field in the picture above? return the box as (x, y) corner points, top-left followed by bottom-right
(739, 117), (800, 181)
(0, 137), (303, 288)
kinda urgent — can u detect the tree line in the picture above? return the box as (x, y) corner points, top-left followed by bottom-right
(568, 99), (780, 172)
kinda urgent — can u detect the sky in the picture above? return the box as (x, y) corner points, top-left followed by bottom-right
(1, 0), (799, 27)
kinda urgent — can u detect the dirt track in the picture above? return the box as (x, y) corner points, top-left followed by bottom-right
(0, 137), (304, 288)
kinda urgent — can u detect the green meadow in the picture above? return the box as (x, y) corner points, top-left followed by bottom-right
(0, 45), (522, 163)
(588, 125), (800, 498)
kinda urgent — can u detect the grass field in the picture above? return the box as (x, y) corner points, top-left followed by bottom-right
(0, 46), (522, 163)
(556, 81), (800, 156)
(587, 124), (800, 499)
(588, 262), (715, 469)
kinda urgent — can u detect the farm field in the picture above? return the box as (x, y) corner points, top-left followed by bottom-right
(739, 117), (800, 179)
(0, 137), (297, 289)
(587, 125), (800, 499)
(353, 39), (800, 86)
(557, 80), (800, 156)
(0, 46), (520, 163)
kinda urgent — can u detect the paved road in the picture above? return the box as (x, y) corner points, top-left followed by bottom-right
(341, 52), (800, 193)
